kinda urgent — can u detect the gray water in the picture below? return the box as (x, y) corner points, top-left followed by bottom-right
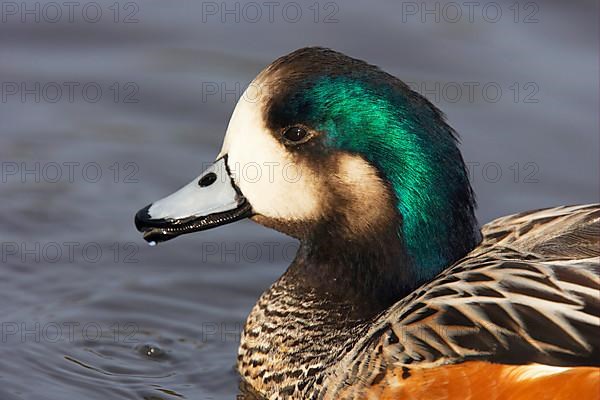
(0, 1), (598, 399)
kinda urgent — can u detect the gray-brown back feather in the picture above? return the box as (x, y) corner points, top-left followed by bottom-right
(323, 204), (600, 398)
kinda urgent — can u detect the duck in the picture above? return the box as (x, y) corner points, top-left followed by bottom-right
(134, 47), (600, 400)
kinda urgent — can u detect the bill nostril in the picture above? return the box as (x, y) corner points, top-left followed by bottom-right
(198, 172), (217, 187)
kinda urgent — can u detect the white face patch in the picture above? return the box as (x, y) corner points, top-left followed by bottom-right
(218, 80), (321, 222)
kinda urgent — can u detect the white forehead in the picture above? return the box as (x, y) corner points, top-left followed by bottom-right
(219, 83), (265, 157)
(218, 84), (321, 221)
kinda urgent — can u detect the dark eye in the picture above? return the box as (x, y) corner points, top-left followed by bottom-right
(282, 126), (309, 143)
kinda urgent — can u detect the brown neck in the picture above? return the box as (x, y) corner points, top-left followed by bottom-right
(285, 215), (414, 320)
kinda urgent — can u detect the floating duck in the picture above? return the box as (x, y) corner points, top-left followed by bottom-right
(135, 47), (600, 400)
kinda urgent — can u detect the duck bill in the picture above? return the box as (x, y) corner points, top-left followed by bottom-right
(134, 156), (252, 244)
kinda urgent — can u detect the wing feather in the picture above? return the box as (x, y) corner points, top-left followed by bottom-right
(327, 205), (600, 397)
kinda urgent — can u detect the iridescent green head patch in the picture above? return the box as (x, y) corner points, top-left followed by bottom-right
(263, 48), (479, 283)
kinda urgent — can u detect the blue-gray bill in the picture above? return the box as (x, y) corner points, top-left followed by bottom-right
(134, 156), (252, 244)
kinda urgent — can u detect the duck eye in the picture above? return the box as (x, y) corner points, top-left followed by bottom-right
(282, 126), (309, 144)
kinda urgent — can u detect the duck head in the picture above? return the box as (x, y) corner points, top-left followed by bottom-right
(135, 47), (480, 286)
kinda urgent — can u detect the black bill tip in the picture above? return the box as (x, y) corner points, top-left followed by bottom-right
(134, 204), (173, 244)
(134, 204), (152, 233)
